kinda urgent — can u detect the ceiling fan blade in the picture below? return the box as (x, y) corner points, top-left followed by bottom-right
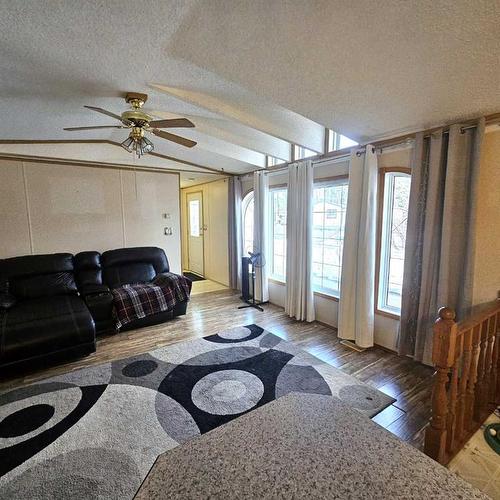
(84, 105), (130, 125)
(148, 118), (195, 129)
(64, 125), (125, 131)
(152, 129), (197, 148)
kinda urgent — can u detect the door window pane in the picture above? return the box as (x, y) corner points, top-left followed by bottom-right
(189, 200), (200, 237)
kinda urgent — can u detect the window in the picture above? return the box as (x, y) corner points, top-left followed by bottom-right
(189, 200), (200, 237)
(293, 144), (317, 160)
(377, 170), (411, 315)
(312, 179), (349, 297)
(242, 191), (254, 256)
(326, 129), (358, 152)
(266, 155), (284, 167)
(270, 188), (287, 280)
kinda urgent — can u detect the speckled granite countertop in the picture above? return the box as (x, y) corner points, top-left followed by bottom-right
(136, 394), (487, 499)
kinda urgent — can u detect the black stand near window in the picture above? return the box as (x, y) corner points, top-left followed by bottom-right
(239, 252), (268, 312)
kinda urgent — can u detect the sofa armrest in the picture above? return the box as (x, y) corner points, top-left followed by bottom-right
(79, 284), (111, 297)
(152, 272), (192, 295)
(152, 272), (184, 282)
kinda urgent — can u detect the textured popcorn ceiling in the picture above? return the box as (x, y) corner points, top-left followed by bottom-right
(168, 0), (500, 142)
(0, 0), (499, 182)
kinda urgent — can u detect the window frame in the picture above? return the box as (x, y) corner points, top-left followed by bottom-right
(292, 144), (318, 161)
(375, 167), (411, 319)
(268, 185), (288, 283)
(311, 174), (349, 301)
(325, 128), (359, 153)
(266, 155), (285, 168)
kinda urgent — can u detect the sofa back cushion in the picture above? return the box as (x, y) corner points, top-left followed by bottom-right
(101, 247), (169, 289)
(74, 251), (103, 288)
(0, 253), (78, 299)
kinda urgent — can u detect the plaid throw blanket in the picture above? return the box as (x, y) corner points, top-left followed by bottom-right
(112, 272), (192, 329)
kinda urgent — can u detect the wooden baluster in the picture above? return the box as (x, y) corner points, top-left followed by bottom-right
(446, 351), (460, 454)
(424, 307), (457, 464)
(453, 333), (470, 450)
(474, 318), (489, 422)
(485, 314), (496, 407)
(489, 312), (499, 405)
(457, 329), (472, 444)
(466, 324), (481, 431)
(495, 310), (500, 404)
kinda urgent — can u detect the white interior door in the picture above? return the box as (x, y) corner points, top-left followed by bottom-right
(187, 191), (204, 276)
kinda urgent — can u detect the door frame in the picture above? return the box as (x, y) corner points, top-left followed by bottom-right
(185, 189), (205, 277)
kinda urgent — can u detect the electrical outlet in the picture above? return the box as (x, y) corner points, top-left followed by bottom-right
(164, 227), (173, 236)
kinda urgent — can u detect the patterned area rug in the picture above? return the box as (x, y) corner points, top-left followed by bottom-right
(0, 324), (394, 499)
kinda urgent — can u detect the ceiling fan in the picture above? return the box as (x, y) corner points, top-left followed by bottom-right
(64, 92), (196, 157)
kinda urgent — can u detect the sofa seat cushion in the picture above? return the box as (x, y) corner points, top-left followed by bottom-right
(1, 295), (95, 363)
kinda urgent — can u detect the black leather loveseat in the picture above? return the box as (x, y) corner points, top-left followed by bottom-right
(0, 253), (96, 371)
(75, 247), (189, 334)
(0, 247), (189, 372)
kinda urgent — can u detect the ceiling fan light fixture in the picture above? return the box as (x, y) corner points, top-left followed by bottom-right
(140, 136), (154, 154)
(120, 134), (154, 158)
(67, 94), (196, 153)
(120, 136), (135, 153)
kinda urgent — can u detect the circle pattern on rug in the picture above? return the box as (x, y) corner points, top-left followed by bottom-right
(0, 404), (55, 438)
(122, 360), (158, 378)
(205, 324), (264, 344)
(191, 369), (264, 415)
(217, 327), (254, 340)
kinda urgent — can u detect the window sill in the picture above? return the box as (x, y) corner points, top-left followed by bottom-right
(269, 277), (286, 285)
(313, 290), (339, 302)
(375, 308), (400, 321)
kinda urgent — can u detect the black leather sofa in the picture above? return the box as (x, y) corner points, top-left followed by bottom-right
(75, 247), (188, 334)
(0, 247), (189, 372)
(0, 253), (96, 371)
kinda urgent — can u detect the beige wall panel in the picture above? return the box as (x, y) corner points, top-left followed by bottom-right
(121, 170), (181, 273)
(206, 178), (229, 285)
(0, 159), (31, 258)
(24, 163), (124, 254)
(472, 130), (500, 304)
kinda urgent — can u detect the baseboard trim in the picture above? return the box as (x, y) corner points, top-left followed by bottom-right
(339, 339), (367, 352)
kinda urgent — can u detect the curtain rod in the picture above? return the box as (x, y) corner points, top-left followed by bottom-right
(254, 113), (500, 177)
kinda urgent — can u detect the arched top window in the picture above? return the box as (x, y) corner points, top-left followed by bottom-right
(242, 191), (254, 256)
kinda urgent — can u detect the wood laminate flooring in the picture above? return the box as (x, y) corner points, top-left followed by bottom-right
(0, 289), (435, 450)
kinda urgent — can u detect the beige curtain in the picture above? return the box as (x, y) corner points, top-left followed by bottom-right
(398, 118), (485, 365)
(228, 177), (242, 290)
(338, 146), (378, 348)
(285, 160), (315, 322)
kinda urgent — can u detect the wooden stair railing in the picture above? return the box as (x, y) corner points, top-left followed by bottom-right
(424, 298), (500, 465)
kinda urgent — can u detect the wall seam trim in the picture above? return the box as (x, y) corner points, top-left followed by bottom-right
(119, 170), (126, 246)
(21, 162), (34, 254)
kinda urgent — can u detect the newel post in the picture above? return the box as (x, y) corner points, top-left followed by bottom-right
(424, 307), (457, 464)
